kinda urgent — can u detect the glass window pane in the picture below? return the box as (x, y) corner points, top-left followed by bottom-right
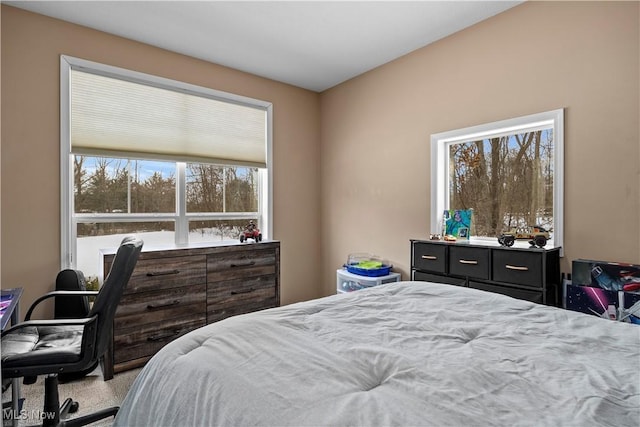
(448, 129), (554, 238)
(189, 219), (258, 242)
(76, 221), (175, 281)
(186, 164), (259, 213)
(224, 167), (259, 212)
(130, 160), (176, 213)
(74, 156), (128, 213)
(186, 163), (224, 212)
(74, 156), (176, 214)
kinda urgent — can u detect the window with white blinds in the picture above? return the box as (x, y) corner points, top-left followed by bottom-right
(60, 55), (273, 277)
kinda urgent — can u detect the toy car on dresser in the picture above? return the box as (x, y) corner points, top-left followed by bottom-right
(498, 225), (550, 248)
(239, 220), (262, 243)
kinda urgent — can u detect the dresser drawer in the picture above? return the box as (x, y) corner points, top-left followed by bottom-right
(121, 255), (207, 294)
(412, 243), (447, 274)
(114, 315), (205, 364)
(492, 250), (543, 288)
(116, 284), (206, 328)
(207, 299), (277, 323)
(207, 249), (277, 281)
(469, 281), (543, 304)
(413, 271), (466, 286)
(207, 275), (277, 322)
(449, 246), (490, 280)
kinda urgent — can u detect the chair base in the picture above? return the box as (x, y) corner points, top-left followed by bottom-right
(42, 374), (118, 427)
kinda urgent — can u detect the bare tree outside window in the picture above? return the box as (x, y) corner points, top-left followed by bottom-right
(74, 156), (176, 237)
(448, 129), (554, 238)
(186, 163), (259, 240)
(74, 156), (260, 243)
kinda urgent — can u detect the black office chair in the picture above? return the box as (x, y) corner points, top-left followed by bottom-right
(1, 236), (143, 427)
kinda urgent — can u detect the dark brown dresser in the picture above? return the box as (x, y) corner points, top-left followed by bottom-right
(101, 240), (280, 379)
(411, 239), (560, 306)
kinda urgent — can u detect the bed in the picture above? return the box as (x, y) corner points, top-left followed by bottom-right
(114, 281), (640, 427)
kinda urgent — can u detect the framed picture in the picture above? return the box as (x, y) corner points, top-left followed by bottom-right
(443, 209), (473, 240)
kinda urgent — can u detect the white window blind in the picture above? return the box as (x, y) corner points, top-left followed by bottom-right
(70, 69), (267, 168)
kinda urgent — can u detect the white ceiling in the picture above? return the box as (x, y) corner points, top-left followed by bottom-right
(4, 1), (523, 92)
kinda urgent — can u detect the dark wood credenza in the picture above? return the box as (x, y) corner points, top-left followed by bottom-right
(411, 239), (560, 306)
(101, 240), (280, 380)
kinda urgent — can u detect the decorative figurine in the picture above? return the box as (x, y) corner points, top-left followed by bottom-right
(239, 220), (262, 243)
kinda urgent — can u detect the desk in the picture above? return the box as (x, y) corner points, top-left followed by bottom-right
(1, 288), (23, 331)
(1, 287), (23, 427)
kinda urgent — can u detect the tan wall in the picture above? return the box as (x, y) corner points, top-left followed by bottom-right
(319, 1), (640, 295)
(1, 5), (322, 316)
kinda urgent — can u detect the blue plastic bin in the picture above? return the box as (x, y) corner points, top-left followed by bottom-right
(344, 264), (393, 277)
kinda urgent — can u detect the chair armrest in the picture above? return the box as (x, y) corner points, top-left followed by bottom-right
(1, 315), (97, 338)
(24, 290), (99, 321)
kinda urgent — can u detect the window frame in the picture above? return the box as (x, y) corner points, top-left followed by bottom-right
(430, 109), (564, 252)
(60, 55), (273, 268)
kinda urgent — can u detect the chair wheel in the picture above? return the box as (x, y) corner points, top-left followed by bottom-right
(69, 401), (79, 413)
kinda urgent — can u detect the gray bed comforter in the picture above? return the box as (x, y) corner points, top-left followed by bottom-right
(114, 281), (640, 427)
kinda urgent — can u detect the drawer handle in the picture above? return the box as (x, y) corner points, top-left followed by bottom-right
(147, 330), (180, 342)
(506, 264), (529, 271)
(231, 287), (256, 295)
(459, 259), (478, 265)
(421, 255), (437, 260)
(147, 300), (180, 310)
(146, 269), (180, 277)
(230, 261), (256, 268)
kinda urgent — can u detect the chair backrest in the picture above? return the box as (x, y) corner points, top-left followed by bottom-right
(54, 269), (90, 319)
(88, 236), (143, 358)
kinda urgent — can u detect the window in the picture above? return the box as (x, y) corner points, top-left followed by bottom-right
(430, 109), (564, 251)
(61, 56), (273, 278)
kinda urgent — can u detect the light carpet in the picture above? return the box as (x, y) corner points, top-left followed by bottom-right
(2, 367), (140, 427)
